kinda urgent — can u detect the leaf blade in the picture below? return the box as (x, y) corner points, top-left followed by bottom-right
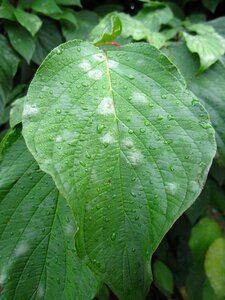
(22, 40), (216, 299)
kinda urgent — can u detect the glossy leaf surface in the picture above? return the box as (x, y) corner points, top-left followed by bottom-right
(0, 127), (99, 300)
(22, 40), (216, 299)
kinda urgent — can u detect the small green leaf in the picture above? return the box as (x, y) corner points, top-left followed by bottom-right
(136, 4), (173, 32)
(183, 31), (225, 72)
(89, 13), (122, 44)
(49, 8), (78, 26)
(0, 127), (99, 299)
(56, 0), (81, 6)
(32, 0), (62, 15)
(5, 23), (35, 63)
(153, 260), (174, 296)
(202, 0), (223, 13)
(22, 40), (216, 299)
(0, 34), (20, 125)
(119, 12), (151, 41)
(189, 218), (223, 273)
(32, 19), (63, 65)
(14, 7), (42, 36)
(0, 0), (15, 20)
(204, 238), (225, 299)
(10, 96), (25, 127)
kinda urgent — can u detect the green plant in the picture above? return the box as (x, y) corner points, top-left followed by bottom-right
(0, 0), (225, 299)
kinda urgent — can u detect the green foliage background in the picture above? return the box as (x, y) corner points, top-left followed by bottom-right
(0, 0), (225, 299)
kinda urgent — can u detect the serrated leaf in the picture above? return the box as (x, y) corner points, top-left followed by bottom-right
(0, 34), (20, 125)
(204, 238), (225, 299)
(183, 31), (225, 72)
(0, 127), (99, 299)
(163, 42), (225, 165)
(5, 23), (35, 63)
(14, 7), (42, 36)
(10, 96), (25, 127)
(32, 19), (63, 65)
(89, 13), (122, 44)
(153, 260), (173, 296)
(189, 218), (223, 273)
(22, 40), (216, 299)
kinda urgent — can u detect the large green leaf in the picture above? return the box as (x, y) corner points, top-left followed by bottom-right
(204, 238), (225, 299)
(0, 34), (20, 125)
(14, 7), (42, 36)
(5, 23), (35, 63)
(0, 127), (99, 299)
(163, 42), (225, 165)
(22, 40), (216, 299)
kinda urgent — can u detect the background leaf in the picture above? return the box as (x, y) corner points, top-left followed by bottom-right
(163, 42), (225, 165)
(89, 13), (122, 44)
(0, 34), (20, 125)
(183, 30), (225, 72)
(153, 260), (174, 296)
(204, 238), (225, 299)
(189, 218), (223, 273)
(22, 40), (216, 299)
(32, 19), (63, 65)
(5, 23), (35, 63)
(0, 127), (99, 299)
(14, 7), (42, 36)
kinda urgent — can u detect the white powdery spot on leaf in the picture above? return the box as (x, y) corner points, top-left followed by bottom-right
(121, 138), (134, 149)
(88, 69), (103, 80)
(131, 92), (148, 105)
(55, 135), (63, 143)
(23, 104), (39, 117)
(62, 129), (79, 141)
(100, 133), (115, 145)
(65, 224), (76, 236)
(127, 150), (144, 166)
(108, 59), (119, 69)
(92, 53), (105, 62)
(165, 182), (178, 195)
(37, 284), (45, 298)
(79, 59), (91, 71)
(15, 242), (29, 257)
(97, 97), (115, 115)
